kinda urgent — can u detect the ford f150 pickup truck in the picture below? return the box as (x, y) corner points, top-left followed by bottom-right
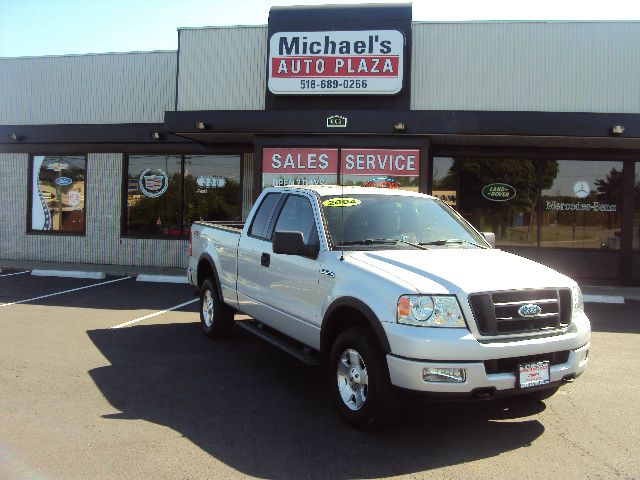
(188, 185), (590, 427)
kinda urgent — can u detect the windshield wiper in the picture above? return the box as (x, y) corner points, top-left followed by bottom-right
(419, 238), (488, 249)
(336, 238), (428, 250)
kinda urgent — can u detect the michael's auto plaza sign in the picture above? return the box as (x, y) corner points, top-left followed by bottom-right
(268, 30), (404, 95)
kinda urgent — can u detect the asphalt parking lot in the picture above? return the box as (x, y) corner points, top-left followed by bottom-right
(0, 270), (639, 480)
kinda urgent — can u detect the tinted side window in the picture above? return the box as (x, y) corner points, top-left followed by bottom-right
(249, 193), (281, 239)
(274, 195), (317, 246)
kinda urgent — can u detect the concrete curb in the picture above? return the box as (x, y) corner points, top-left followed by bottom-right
(31, 270), (106, 280)
(136, 274), (188, 284)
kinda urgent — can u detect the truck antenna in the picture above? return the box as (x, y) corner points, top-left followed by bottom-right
(340, 182), (345, 261)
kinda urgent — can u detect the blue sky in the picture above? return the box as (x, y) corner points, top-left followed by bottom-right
(1, 0), (639, 57)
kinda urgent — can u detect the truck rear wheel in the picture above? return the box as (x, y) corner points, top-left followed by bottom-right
(199, 278), (234, 338)
(329, 327), (395, 428)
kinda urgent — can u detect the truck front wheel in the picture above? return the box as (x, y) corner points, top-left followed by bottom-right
(199, 278), (234, 338)
(329, 327), (395, 427)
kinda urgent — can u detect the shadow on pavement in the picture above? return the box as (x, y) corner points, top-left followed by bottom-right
(586, 301), (640, 334)
(87, 323), (545, 479)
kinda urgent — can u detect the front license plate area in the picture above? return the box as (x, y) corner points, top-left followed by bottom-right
(518, 361), (550, 389)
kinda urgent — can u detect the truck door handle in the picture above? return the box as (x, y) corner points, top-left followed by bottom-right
(261, 252), (270, 268)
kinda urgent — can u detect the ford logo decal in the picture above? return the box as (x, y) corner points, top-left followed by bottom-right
(518, 304), (542, 317)
(55, 177), (73, 186)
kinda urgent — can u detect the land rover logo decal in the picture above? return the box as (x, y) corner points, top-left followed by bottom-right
(327, 115), (347, 128)
(518, 304), (542, 317)
(139, 169), (169, 198)
(482, 183), (516, 202)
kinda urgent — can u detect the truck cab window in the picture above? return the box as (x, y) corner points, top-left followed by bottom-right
(274, 195), (317, 246)
(249, 193), (281, 239)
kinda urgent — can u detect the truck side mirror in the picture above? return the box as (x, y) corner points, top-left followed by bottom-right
(481, 232), (496, 248)
(273, 230), (319, 259)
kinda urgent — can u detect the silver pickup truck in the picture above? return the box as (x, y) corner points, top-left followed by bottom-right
(188, 185), (590, 427)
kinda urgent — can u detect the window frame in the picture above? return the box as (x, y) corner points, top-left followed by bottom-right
(429, 151), (627, 252)
(27, 153), (88, 236)
(121, 153), (243, 240)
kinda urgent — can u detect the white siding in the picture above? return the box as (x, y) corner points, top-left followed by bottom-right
(177, 26), (267, 111)
(0, 51), (177, 125)
(0, 153), (188, 268)
(411, 21), (640, 113)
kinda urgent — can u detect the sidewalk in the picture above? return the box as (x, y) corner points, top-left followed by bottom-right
(0, 260), (185, 278)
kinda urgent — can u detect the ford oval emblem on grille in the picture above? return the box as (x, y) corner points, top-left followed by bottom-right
(518, 304), (542, 317)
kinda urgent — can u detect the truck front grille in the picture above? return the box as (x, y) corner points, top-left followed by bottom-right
(469, 288), (572, 336)
(484, 351), (570, 374)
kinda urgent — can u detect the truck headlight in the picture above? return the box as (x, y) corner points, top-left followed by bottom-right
(397, 295), (466, 328)
(571, 284), (584, 314)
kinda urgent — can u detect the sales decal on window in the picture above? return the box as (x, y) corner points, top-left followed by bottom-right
(196, 176), (226, 189)
(322, 197), (362, 208)
(268, 30), (404, 95)
(341, 149), (419, 176)
(139, 169), (169, 198)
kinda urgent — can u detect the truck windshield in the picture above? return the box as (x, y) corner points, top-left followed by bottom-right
(320, 194), (487, 250)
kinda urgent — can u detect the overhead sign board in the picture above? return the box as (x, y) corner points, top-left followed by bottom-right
(268, 30), (404, 95)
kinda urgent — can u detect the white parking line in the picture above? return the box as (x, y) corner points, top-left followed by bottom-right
(0, 277), (132, 308)
(111, 298), (199, 329)
(0, 271), (29, 277)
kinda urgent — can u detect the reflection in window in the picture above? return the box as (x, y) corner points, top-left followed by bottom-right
(125, 154), (242, 237)
(183, 155), (241, 226)
(431, 157), (456, 207)
(30, 155), (86, 233)
(635, 162), (640, 250)
(542, 160), (622, 249)
(274, 195), (317, 245)
(450, 157), (549, 246)
(126, 155), (182, 235)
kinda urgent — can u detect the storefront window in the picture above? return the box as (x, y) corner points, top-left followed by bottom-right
(125, 154), (241, 236)
(183, 155), (241, 226)
(452, 157), (545, 246)
(541, 160), (622, 249)
(431, 157), (456, 207)
(126, 155), (182, 235)
(635, 162), (640, 250)
(30, 155), (86, 233)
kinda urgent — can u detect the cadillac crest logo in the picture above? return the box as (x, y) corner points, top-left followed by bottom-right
(139, 169), (169, 198)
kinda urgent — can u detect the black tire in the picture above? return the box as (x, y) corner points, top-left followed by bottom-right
(199, 277), (234, 338)
(329, 326), (395, 428)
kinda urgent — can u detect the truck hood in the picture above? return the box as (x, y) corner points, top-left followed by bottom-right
(348, 248), (575, 294)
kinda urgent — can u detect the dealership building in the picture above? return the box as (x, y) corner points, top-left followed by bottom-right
(1, 4), (639, 284)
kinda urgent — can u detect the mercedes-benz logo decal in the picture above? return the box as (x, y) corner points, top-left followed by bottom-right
(573, 180), (590, 199)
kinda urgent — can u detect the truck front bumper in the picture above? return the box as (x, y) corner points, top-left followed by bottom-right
(386, 341), (589, 395)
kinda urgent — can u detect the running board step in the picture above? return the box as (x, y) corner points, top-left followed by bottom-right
(236, 320), (323, 366)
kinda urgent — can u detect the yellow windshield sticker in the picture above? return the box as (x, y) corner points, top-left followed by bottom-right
(322, 197), (362, 208)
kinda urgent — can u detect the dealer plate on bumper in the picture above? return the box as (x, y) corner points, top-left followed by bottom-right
(518, 361), (550, 388)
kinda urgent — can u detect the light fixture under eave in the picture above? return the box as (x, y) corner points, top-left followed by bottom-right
(611, 125), (625, 135)
(151, 132), (162, 140)
(8, 133), (18, 141)
(393, 122), (406, 132)
(195, 121), (207, 130)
